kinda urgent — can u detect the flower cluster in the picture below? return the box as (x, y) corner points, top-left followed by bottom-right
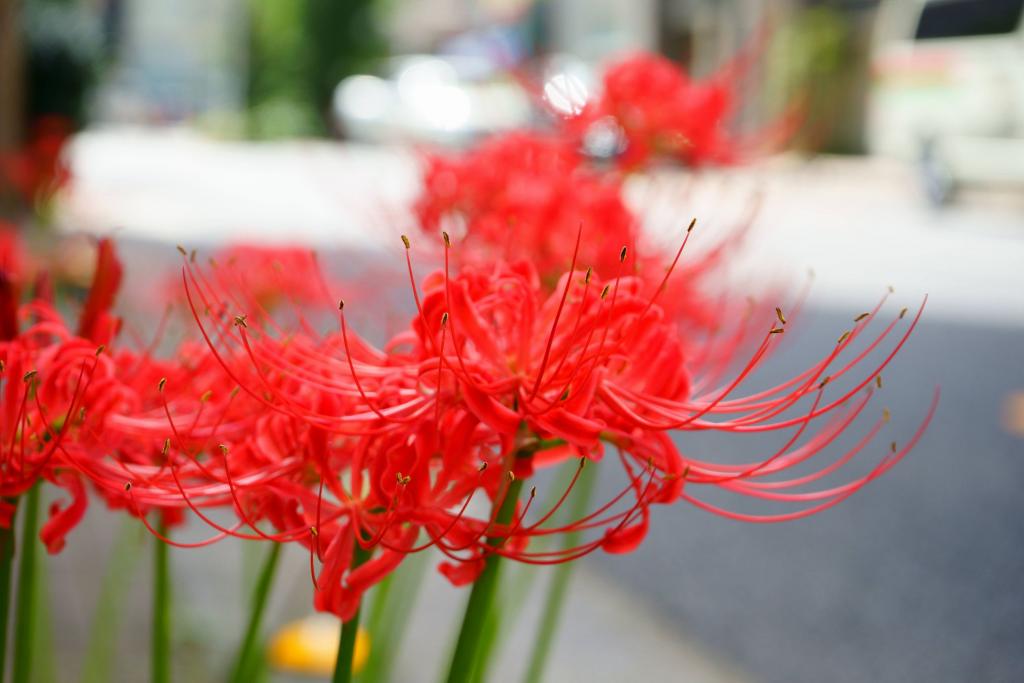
(413, 129), (740, 340)
(554, 51), (800, 171)
(1, 115), (73, 211)
(415, 132), (634, 282)
(91, 226), (933, 620)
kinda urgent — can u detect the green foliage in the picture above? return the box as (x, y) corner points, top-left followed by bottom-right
(246, 0), (387, 138)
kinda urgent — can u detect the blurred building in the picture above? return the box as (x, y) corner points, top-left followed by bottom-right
(93, 0), (245, 125)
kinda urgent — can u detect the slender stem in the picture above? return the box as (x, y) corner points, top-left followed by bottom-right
(0, 498), (18, 681)
(12, 483), (40, 683)
(82, 518), (143, 683)
(332, 542), (372, 683)
(523, 463), (597, 683)
(361, 545), (429, 683)
(152, 518), (171, 683)
(472, 463), (576, 683)
(228, 542), (282, 683)
(445, 476), (525, 683)
(31, 539), (56, 683)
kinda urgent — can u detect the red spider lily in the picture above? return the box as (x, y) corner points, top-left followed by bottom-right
(156, 230), (935, 616)
(415, 131), (636, 284)
(0, 224), (29, 279)
(555, 51), (800, 171)
(0, 116), (73, 208)
(412, 130), (744, 344)
(0, 238), (127, 551)
(164, 244), (332, 313)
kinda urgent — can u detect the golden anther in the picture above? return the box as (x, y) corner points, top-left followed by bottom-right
(876, 376), (882, 389)
(891, 441), (897, 453)
(95, 345), (106, 356)
(619, 246), (628, 263)
(769, 327), (784, 335)
(176, 245), (187, 256)
(218, 444), (229, 455)
(600, 284), (611, 299)
(162, 438), (171, 455)
(837, 330), (851, 345)
(158, 377), (167, 392)
(854, 312), (870, 322)
(233, 314), (248, 328)
(124, 481), (132, 492)
(585, 266), (592, 284)
(200, 390), (212, 403)
(310, 526), (318, 537)
(775, 307), (787, 325)
(899, 307), (908, 319)
(687, 217), (697, 233)
(401, 234), (411, 249)
(819, 376), (831, 389)
(23, 370), (37, 382)
(506, 471), (515, 482)
(442, 231), (451, 248)
(441, 312), (449, 327)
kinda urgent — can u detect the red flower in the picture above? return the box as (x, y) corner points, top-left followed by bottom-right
(412, 131), (738, 340)
(415, 132), (635, 284)
(163, 234), (934, 606)
(0, 116), (73, 207)
(557, 51), (800, 171)
(166, 244), (331, 313)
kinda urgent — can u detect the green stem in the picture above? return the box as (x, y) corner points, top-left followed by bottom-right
(12, 483), (40, 683)
(82, 519), (143, 683)
(332, 543), (372, 683)
(152, 518), (171, 683)
(472, 462), (576, 683)
(0, 499), (18, 681)
(522, 463), (597, 683)
(228, 543), (282, 683)
(360, 545), (429, 683)
(445, 475), (525, 683)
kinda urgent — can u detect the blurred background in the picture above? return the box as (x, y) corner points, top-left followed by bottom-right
(1, 0), (1023, 681)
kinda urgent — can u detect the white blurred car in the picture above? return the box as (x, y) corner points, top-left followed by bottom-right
(869, 0), (1024, 202)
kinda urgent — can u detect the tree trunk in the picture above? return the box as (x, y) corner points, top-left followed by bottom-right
(0, 0), (23, 149)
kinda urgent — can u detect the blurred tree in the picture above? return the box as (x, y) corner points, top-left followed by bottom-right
(0, 0), (23, 150)
(768, 1), (878, 154)
(246, 0), (387, 138)
(22, 0), (101, 129)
